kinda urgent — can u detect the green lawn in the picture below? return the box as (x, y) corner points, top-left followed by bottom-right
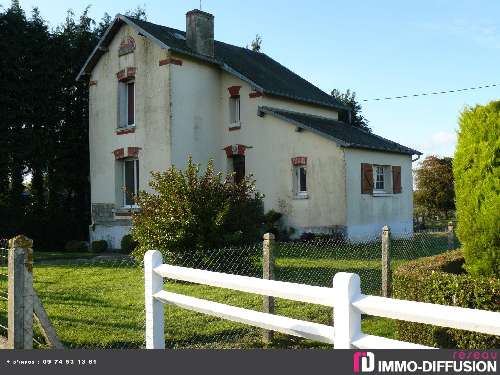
(0, 233), (450, 349)
(0, 261), (395, 349)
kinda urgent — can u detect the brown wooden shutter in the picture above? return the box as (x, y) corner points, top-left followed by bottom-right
(392, 166), (402, 194)
(361, 163), (373, 194)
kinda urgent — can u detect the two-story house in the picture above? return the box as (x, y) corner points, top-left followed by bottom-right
(78, 9), (421, 248)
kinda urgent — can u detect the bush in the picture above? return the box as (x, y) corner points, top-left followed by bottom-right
(91, 240), (108, 253)
(454, 101), (500, 277)
(121, 234), (138, 254)
(393, 250), (500, 348)
(131, 157), (264, 272)
(64, 240), (88, 252)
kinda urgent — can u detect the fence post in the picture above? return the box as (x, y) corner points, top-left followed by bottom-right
(7, 235), (34, 349)
(381, 225), (391, 298)
(262, 233), (275, 344)
(333, 272), (361, 348)
(447, 222), (455, 251)
(144, 250), (165, 349)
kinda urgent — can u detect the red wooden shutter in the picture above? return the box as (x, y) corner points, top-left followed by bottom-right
(127, 82), (135, 125)
(361, 163), (373, 194)
(392, 166), (402, 194)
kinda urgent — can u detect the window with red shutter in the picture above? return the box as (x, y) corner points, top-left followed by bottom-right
(361, 163), (373, 194)
(392, 166), (402, 194)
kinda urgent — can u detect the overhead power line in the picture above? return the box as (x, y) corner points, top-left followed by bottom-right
(362, 82), (500, 102)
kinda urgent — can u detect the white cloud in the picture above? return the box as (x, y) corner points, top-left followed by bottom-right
(420, 130), (457, 157)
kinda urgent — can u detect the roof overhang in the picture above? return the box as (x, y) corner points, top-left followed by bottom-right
(259, 106), (422, 156)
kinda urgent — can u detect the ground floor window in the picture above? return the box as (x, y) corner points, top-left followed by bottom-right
(294, 165), (307, 197)
(232, 155), (245, 184)
(123, 159), (139, 207)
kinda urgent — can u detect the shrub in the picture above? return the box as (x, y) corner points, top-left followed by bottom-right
(131, 157), (264, 272)
(121, 234), (138, 254)
(454, 101), (500, 277)
(64, 240), (88, 252)
(393, 250), (500, 348)
(91, 240), (108, 253)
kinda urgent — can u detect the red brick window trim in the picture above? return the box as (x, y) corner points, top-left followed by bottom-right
(292, 156), (307, 166)
(159, 58), (183, 66)
(249, 91), (262, 98)
(228, 86), (242, 98)
(224, 144), (249, 158)
(113, 147), (142, 159)
(116, 67), (137, 82)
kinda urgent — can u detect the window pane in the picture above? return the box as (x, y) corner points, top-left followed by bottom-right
(127, 82), (135, 125)
(299, 167), (307, 192)
(124, 160), (135, 206)
(375, 166), (385, 190)
(233, 155), (245, 184)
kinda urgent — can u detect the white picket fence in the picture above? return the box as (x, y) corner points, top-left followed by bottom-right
(144, 250), (500, 349)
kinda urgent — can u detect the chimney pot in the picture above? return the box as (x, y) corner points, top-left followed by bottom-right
(186, 9), (214, 57)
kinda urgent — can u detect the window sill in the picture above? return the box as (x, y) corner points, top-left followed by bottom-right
(114, 207), (140, 219)
(116, 126), (135, 135)
(228, 123), (241, 131)
(373, 192), (393, 197)
(293, 193), (309, 200)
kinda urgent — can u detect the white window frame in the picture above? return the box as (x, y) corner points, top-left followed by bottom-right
(123, 158), (139, 208)
(293, 165), (308, 198)
(118, 79), (135, 129)
(229, 96), (241, 125)
(373, 165), (392, 195)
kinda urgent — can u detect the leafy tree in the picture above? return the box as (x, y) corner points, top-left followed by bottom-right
(453, 101), (499, 277)
(248, 34), (262, 52)
(414, 156), (455, 218)
(131, 157), (264, 271)
(331, 89), (370, 131)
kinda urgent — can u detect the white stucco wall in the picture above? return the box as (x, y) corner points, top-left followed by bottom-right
(169, 56), (223, 169)
(219, 73), (346, 233)
(89, 25), (172, 247)
(344, 149), (414, 241)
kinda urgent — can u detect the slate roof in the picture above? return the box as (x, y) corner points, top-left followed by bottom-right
(259, 107), (422, 155)
(77, 15), (347, 110)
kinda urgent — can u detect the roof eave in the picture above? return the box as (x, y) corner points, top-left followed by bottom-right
(258, 106), (350, 147)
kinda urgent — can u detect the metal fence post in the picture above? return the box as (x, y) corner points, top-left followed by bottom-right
(333, 272), (361, 348)
(447, 222), (455, 251)
(144, 250), (165, 349)
(8, 235), (34, 349)
(381, 225), (392, 298)
(262, 233), (275, 344)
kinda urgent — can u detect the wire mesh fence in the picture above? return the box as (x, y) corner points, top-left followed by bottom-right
(19, 228), (458, 349)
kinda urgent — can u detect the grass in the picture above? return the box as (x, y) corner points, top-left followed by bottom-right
(33, 252), (97, 261)
(0, 232), (451, 349)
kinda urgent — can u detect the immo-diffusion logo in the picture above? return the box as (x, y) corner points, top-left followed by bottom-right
(352, 351), (497, 374)
(353, 352), (375, 373)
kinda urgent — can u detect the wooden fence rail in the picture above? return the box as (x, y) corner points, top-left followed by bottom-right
(144, 248), (500, 349)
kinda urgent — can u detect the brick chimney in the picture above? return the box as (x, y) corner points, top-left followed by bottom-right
(186, 9), (214, 57)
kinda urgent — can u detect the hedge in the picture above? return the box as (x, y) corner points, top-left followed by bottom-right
(393, 250), (500, 349)
(453, 101), (500, 277)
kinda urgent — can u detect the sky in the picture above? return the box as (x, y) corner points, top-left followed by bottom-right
(3, 0), (499, 161)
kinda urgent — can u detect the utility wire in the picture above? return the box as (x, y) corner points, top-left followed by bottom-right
(362, 83), (500, 102)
